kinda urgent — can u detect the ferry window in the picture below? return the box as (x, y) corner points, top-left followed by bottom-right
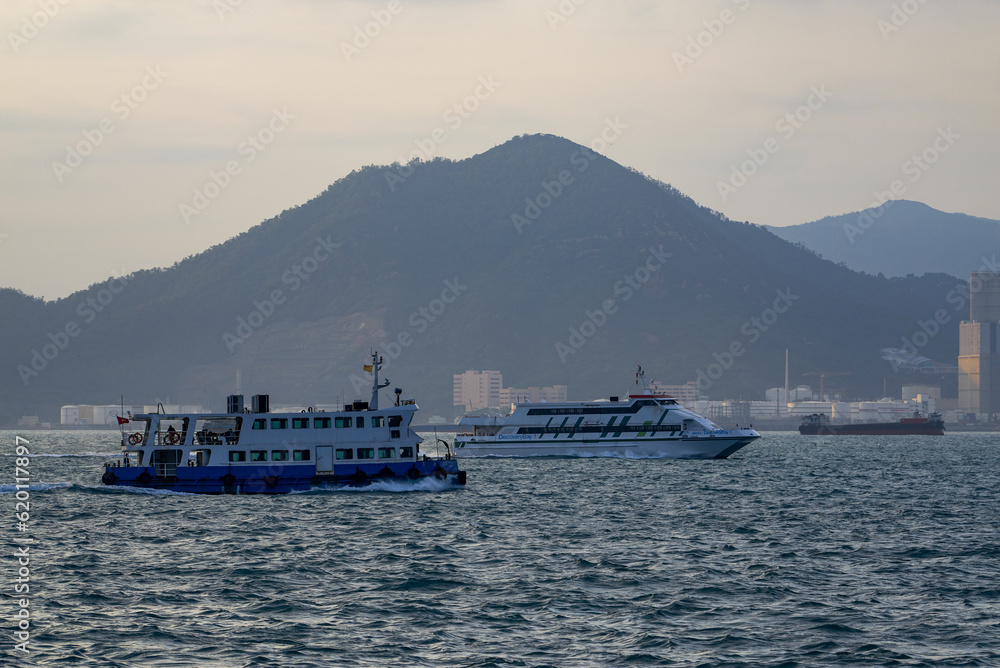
(313, 417), (331, 429)
(252, 419), (267, 430)
(292, 418), (309, 429)
(336, 448), (353, 460)
(250, 450), (267, 462)
(293, 450), (310, 461)
(388, 415), (402, 427)
(271, 450), (289, 461)
(378, 447), (395, 459)
(229, 451), (246, 462)
(400, 446), (413, 458)
(335, 417), (352, 428)
(371, 416), (385, 428)
(357, 448), (375, 460)
(355, 417), (364, 428)
(390, 430), (400, 439)
(270, 418), (288, 430)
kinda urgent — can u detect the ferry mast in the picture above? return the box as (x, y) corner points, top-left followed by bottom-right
(369, 351), (390, 410)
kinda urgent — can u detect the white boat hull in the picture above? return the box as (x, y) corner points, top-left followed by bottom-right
(454, 431), (757, 459)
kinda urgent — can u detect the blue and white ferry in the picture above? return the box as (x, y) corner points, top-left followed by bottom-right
(455, 366), (759, 459)
(101, 354), (466, 494)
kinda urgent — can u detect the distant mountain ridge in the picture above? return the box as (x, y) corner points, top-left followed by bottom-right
(768, 200), (1000, 279)
(1, 135), (964, 425)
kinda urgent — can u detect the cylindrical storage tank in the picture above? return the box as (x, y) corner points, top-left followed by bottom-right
(61, 405), (80, 424)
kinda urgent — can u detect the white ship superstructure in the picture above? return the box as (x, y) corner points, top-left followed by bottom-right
(102, 353), (466, 493)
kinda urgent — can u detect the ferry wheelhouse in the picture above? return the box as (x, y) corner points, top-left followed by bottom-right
(455, 366), (759, 459)
(101, 354), (466, 493)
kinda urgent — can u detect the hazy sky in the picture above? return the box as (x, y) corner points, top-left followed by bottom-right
(2, 0), (998, 299)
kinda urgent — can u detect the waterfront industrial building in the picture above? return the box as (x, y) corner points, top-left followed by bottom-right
(959, 271), (1000, 421)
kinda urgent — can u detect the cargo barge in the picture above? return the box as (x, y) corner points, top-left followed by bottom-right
(798, 412), (945, 436)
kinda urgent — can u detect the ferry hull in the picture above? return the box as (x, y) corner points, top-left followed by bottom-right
(455, 435), (757, 459)
(101, 460), (465, 494)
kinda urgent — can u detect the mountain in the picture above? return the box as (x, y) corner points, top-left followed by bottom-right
(2, 135), (965, 426)
(768, 200), (1000, 279)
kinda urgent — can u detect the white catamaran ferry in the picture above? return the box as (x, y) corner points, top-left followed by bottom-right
(102, 353), (466, 493)
(455, 366), (759, 459)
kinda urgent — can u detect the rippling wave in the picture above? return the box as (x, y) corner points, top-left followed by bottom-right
(2, 430), (998, 666)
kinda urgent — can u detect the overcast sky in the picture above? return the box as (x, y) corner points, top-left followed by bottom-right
(2, 0), (997, 299)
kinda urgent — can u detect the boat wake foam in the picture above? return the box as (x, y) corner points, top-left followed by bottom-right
(0, 482), (72, 494)
(292, 477), (459, 494)
(96, 486), (200, 497)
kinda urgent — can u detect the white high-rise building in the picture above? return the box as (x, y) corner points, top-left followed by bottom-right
(453, 370), (503, 411)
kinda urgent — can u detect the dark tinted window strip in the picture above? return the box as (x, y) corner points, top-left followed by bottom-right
(525, 400), (664, 416)
(516, 424), (682, 434)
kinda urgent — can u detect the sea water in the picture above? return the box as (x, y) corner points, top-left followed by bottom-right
(1, 430), (998, 667)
